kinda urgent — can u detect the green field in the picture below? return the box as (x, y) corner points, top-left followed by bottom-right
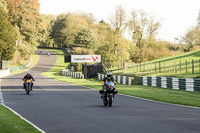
(0, 105), (40, 133)
(110, 49), (200, 78)
(42, 48), (200, 107)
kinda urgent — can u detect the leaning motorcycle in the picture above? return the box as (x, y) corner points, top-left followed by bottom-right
(24, 79), (32, 95)
(103, 81), (117, 107)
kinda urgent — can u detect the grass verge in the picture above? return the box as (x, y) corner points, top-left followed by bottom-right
(0, 105), (40, 133)
(11, 53), (39, 75)
(42, 48), (200, 107)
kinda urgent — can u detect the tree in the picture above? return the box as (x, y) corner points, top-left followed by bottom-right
(182, 26), (200, 51)
(0, 0), (8, 13)
(50, 14), (67, 47)
(0, 6), (16, 61)
(109, 5), (129, 38)
(74, 28), (95, 49)
(129, 10), (161, 62)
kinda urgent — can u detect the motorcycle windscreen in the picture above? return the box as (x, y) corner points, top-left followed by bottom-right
(106, 81), (115, 87)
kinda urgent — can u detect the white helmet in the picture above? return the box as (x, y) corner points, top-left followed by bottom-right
(106, 71), (112, 76)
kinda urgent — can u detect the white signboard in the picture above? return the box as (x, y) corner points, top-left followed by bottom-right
(71, 55), (101, 63)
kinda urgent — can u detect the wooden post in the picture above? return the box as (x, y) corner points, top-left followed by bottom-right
(151, 62), (152, 72)
(199, 59), (200, 73)
(143, 63), (145, 72)
(140, 63), (141, 72)
(132, 63), (134, 72)
(155, 62), (156, 72)
(169, 62), (170, 73)
(186, 60), (187, 73)
(174, 61), (175, 73)
(147, 63), (149, 72)
(192, 59), (194, 74)
(159, 61), (161, 72)
(164, 62), (165, 73)
(180, 60), (181, 73)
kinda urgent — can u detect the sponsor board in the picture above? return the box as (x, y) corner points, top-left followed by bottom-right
(71, 55), (101, 63)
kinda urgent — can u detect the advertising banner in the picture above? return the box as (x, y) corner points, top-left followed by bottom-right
(71, 55), (101, 63)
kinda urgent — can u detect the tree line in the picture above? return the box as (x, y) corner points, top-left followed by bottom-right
(0, 0), (51, 63)
(0, 1), (199, 70)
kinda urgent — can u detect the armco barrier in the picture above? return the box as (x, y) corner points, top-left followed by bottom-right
(97, 73), (133, 85)
(139, 76), (200, 92)
(61, 69), (82, 79)
(11, 57), (32, 71)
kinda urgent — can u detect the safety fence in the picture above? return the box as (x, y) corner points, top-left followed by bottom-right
(11, 57), (32, 71)
(139, 76), (200, 92)
(61, 69), (82, 79)
(98, 73), (134, 85)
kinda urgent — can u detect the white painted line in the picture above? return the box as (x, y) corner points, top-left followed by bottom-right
(0, 79), (4, 105)
(76, 85), (200, 110)
(3, 104), (46, 133)
(1, 77), (45, 133)
(117, 93), (200, 110)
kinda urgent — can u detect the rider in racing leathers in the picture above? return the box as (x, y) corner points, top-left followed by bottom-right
(22, 72), (35, 90)
(99, 71), (117, 98)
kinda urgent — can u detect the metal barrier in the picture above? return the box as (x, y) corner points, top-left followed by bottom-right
(139, 76), (200, 92)
(61, 69), (82, 79)
(97, 73), (133, 85)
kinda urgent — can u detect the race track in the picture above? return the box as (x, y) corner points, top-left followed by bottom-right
(1, 51), (200, 133)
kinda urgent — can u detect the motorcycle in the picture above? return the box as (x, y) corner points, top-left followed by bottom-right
(103, 81), (117, 107)
(24, 79), (32, 95)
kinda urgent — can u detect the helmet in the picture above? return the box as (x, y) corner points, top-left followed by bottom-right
(27, 72), (31, 75)
(106, 71), (112, 77)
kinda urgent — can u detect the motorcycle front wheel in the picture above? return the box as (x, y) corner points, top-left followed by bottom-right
(26, 84), (30, 95)
(108, 95), (113, 107)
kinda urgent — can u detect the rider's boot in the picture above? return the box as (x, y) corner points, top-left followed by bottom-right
(31, 83), (33, 91)
(23, 83), (25, 89)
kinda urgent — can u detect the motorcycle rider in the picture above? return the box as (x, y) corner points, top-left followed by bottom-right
(99, 71), (117, 98)
(22, 72), (35, 91)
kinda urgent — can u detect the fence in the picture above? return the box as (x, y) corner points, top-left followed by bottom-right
(98, 73), (134, 85)
(139, 76), (200, 92)
(61, 69), (82, 79)
(108, 59), (200, 74)
(11, 57), (32, 71)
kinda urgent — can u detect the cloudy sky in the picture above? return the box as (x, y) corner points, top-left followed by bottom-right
(39, 0), (200, 42)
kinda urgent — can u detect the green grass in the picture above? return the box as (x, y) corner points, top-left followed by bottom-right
(110, 49), (200, 78)
(42, 48), (200, 107)
(0, 105), (40, 133)
(11, 53), (39, 75)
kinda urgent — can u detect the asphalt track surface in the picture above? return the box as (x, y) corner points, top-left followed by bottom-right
(1, 51), (200, 133)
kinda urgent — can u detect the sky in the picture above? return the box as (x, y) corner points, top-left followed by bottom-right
(39, 0), (200, 43)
